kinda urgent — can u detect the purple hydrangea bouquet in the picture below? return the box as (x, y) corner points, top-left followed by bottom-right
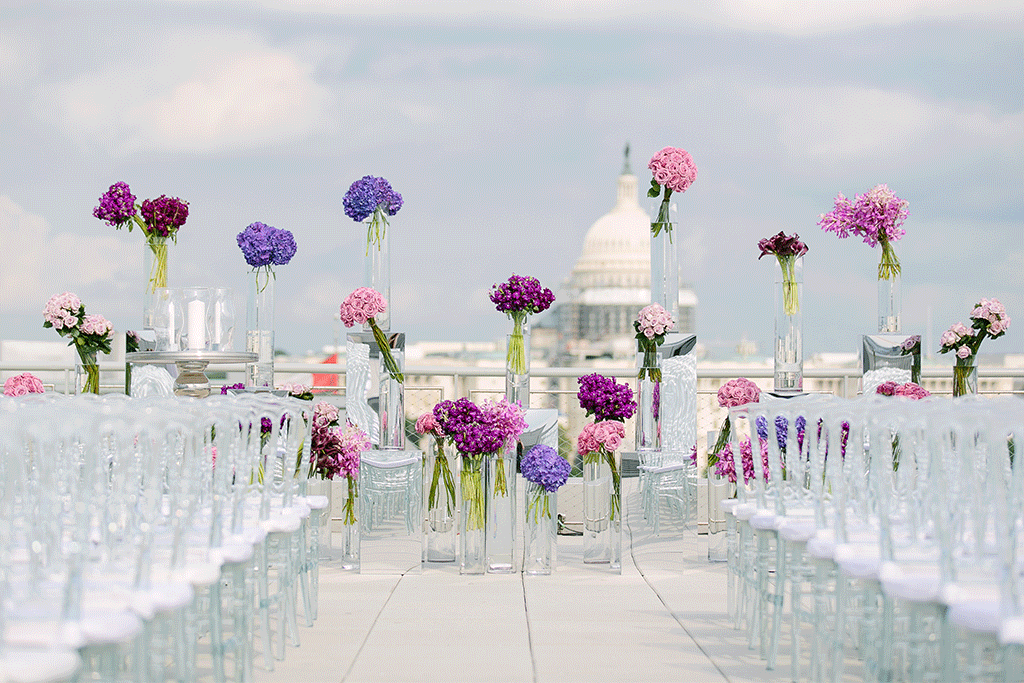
(490, 274), (555, 379)
(939, 298), (1011, 395)
(343, 175), (403, 254)
(309, 400), (370, 524)
(577, 420), (625, 521)
(818, 184), (908, 282)
(758, 231), (808, 316)
(43, 292), (113, 394)
(634, 303), (674, 382)
(577, 373), (637, 423)
(237, 221), (297, 290)
(340, 287), (404, 383)
(416, 411), (457, 518)
(709, 378), (761, 470)
(647, 147), (697, 240)
(94, 182), (189, 295)
(521, 444), (570, 523)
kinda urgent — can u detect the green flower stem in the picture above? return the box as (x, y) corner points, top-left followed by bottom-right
(507, 311), (528, 376)
(365, 207), (389, 256)
(343, 474), (358, 525)
(709, 416), (731, 469)
(526, 489), (551, 525)
(369, 317), (404, 384)
(877, 235), (901, 281)
(147, 237), (168, 294)
(651, 186), (674, 241)
(584, 449), (621, 522)
(428, 438), (456, 517)
(462, 455), (487, 531)
(953, 357), (976, 397)
(76, 348), (99, 394)
(777, 254), (800, 316)
(493, 454), (509, 497)
(638, 341), (662, 382)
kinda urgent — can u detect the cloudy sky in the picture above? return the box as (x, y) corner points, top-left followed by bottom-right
(1, 0), (1022, 361)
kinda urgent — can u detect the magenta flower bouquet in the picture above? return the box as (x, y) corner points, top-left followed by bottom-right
(758, 231), (808, 316)
(875, 381), (931, 399)
(340, 287), (403, 384)
(577, 373), (637, 423)
(578, 420), (626, 520)
(634, 303), (674, 381)
(713, 437), (770, 484)
(709, 377), (761, 469)
(343, 175), (403, 254)
(647, 147), (697, 239)
(4, 372), (45, 396)
(818, 184), (908, 282)
(94, 182), (189, 294)
(43, 292), (113, 394)
(490, 274), (555, 378)
(416, 411), (457, 518)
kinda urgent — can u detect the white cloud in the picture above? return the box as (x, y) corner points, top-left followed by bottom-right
(34, 29), (333, 155)
(0, 196), (136, 313)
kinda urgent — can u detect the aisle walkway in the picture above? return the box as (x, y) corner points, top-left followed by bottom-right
(252, 482), (832, 683)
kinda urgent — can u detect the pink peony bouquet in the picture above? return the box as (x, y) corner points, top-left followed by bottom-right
(340, 287), (403, 384)
(578, 420), (625, 521)
(709, 378), (762, 470)
(43, 292), (113, 394)
(634, 303), (675, 382)
(4, 372), (45, 396)
(647, 147), (698, 239)
(876, 381), (930, 399)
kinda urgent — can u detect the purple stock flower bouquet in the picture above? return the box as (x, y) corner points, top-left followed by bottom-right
(758, 231), (808, 316)
(634, 303), (674, 382)
(43, 292), (113, 394)
(237, 221), (297, 290)
(94, 182), (189, 295)
(818, 184), (908, 282)
(647, 147), (697, 240)
(340, 287), (404, 384)
(490, 274), (555, 378)
(521, 444), (570, 523)
(343, 175), (403, 254)
(577, 373), (637, 423)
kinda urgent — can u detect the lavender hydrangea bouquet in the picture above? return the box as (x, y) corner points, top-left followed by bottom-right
(490, 274), (555, 407)
(237, 221), (297, 291)
(521, 444), (570, 575)
(43, 292), (113, 394)
(343, 175), (403, 254)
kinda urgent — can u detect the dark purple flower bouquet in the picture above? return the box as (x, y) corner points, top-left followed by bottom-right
(577, 373), (637, 423)
(343, 175), (403, 254)
(757, 231), (808, 316)
(237, 221), (297, 290)
(490, 274), (555, 378)
(94, 181), (189, 294)
(521, 444), (570, 523)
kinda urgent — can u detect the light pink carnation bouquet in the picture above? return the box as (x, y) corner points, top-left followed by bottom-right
(634, 303), (675, 382)
(43, 292), (113, 394)
(578, 420), (626, 521)
(709, 378), (761, 469)
(340, 287), (403, 384)
(647, 146), (697, 239)
(4, 372), (45, 396)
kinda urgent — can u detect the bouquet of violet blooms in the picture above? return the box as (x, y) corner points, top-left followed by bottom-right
(818, 184), (908, 282)
(416, 411), (457, 518)
(237, 221), (297, 291)
(309, 400), (370, 524)
(758, 231), (807, 316)
(647, 146), (697, 240)
(634, 303), (674, 382)
(521, 444), (570, 524)
(577, 420), (626, 521)
(343, 175), (403, 254)
(490, 274), (555, 378)
(340, 287), (404, 383)
(94, 182), (189, 294)
(43, 292), (113, 394)
(433, 398), (500, 531)
(577, 373), (637, 423)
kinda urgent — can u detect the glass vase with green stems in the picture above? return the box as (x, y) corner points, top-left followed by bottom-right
(427, 436), (457, 518)
(583, 447), (621, 522)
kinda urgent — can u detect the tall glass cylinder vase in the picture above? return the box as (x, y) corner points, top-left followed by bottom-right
(878, 272), (901, 333)
(953, 358), (978, 397)
(364, 222), (390, 332)
(636, 351), (661, 451)
(460, 454), (486, 575)
(75, 351), (100, 395)
(773, 256), (803, 395)
(376, 331), (405, 450)
(524, 482), (556, 575)
(304, 477), (334, 561)
(142, 237), (169, 330)
(583, 448), (621, 571)
(246, 270), (275, 388)
(424, 438), (457, 563)
(651, 222), (679, 328)
(337, 474), (359, 571)
(485, 447), (517, 574)
(505, 317), (530, 408)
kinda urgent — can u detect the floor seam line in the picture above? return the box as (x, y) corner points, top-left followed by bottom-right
(521, 571), (539, 683)
(340, 574), (405, 683)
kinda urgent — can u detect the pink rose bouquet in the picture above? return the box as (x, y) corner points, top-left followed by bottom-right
(578, 420), (626, 521)
(309, 400), (369, 523)
(416, 410), (456, 517)
(818, 184), (908, 282)
(634, 303), (675, 382)
(709, 378), (762, 470)
(4, 372), (45, 396)
(647, 147), (697, 239)
(340, 287), (403, 383)
(875, 381), (930, 400)
(939, 298), (1010, 395)
(43, 292), (113, 394)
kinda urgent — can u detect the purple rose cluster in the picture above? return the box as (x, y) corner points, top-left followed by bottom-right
(489, 274), (555, 316)
(818, 184), (908, 249)
(343, 175), (403, 222)
(236, 221), (297, 270)
(310, 401), (369, 480)
(577, 373), (637, 423)
(432, 397), (526, 457)
(520, 444), (570, 493)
